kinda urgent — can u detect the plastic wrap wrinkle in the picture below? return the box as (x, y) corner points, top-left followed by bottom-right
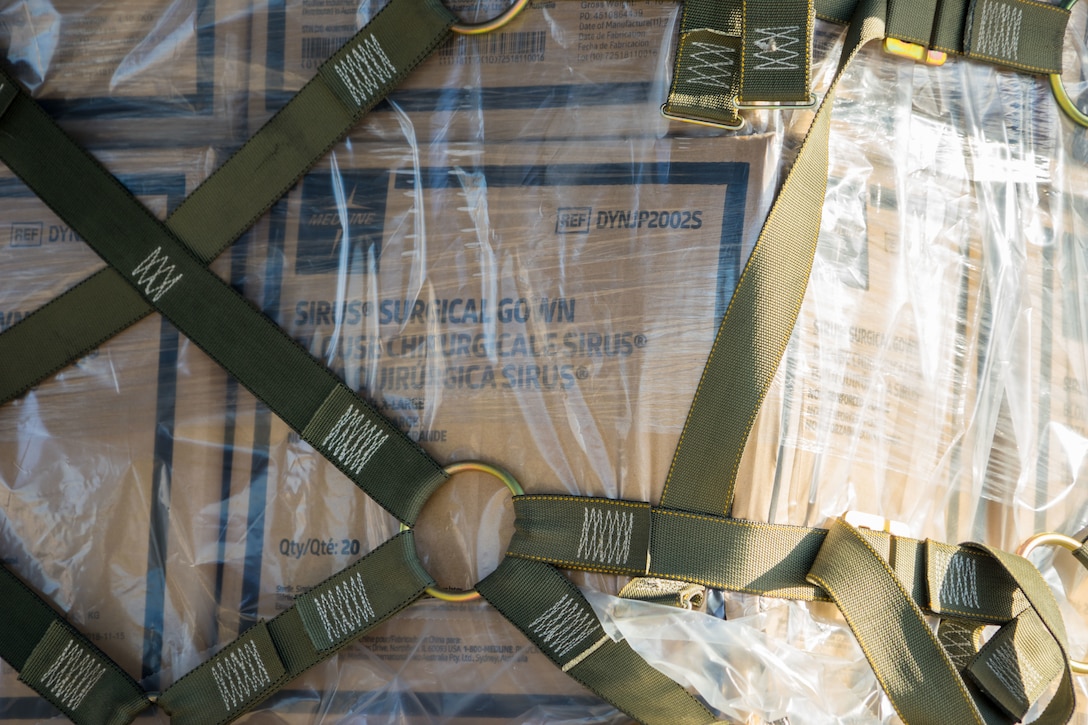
(1, 0), (1088, 723)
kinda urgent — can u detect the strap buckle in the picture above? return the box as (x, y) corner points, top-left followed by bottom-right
(883, 38), (948, 66)
(659, 104), (747, 131)
(843, 510), (911, 537)
(735, 94), (817, 111)
(1016, 531), (1088, 675)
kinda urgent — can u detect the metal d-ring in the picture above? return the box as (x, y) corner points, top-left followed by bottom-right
(450, 0), (531, 35)
(1051, 0), (1088, 128)
(1017, 531), (1088, 674)
(401, 460), (523, 602)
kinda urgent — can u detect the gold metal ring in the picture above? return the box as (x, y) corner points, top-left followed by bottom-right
(401, 460), (523, 602)
(450, 0), (530, 35)
(1050, 0), (1088, 128)
(1016, 531), (1088, 674)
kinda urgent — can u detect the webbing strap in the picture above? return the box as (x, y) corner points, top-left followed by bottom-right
(507, 495), (1031, 621)
(966, 543), (1077, 725)
(476, 557), (716, 725)
(814, 0), (1069, 75)
(739, 0), (814, 104)
(806, 519), (992, 725)
(0, 565), (151, 725)
(0, 0), (456, 407)
(660, 0), (888, 518)
(0, 63), (447, 525)
(663, 0), (744, 127)
(0, 18), (712, 725)
(969, 607), (1065, 720)
(886, 0), (941, 46)
(661, 0), (1069, 508)
(157, 533), (432, 725)
(664, 0), (1067, 128)
(806, 521), (1076, 724)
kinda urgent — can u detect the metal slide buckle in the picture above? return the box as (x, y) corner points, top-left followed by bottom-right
(735, 94), (818, 111)
(401, 460), (524, 602)
(659, 104), (747, 131)
(1050, 0), (1088, 128)
(1017, 531), (1088, 674)
(882, 38), (948, 66)
(843, 510), (911, 537)
(450, 0), (531, 35)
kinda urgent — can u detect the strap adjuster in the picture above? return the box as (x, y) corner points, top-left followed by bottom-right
(883, 38), (948, 66)
(843, 510), (911, 537)
(735, 93), (817, 111)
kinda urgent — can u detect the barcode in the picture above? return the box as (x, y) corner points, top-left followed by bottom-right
(439, 31), (547, 64)
(301, 36), (351, 62)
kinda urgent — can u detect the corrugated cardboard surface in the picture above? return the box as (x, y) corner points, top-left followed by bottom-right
(248, 0), (680, 142)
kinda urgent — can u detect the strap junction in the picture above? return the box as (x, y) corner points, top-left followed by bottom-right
(508, 495), (1080, 723)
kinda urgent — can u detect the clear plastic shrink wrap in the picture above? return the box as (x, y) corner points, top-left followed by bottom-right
(0, 0), (1087, 722)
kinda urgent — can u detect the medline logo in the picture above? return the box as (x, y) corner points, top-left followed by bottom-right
(296, 172), (389, 275)
(132, 246), (183, 301)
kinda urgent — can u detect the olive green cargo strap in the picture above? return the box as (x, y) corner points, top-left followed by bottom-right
(661, 0), (887, 517)
(507, 496), (1033, 620)
(0, 0), (456, 407)
(0, 4), (721, 721)
(155, 532), (433, 725)
(815, 0), (1067, 71)
(740, 1), (814, 105)
(0, 67), (448, 526)
(808, 520), (1075, 724)
(0, 564), (152, 725)
(507, 497), (1075, 721)
(476, 556), (716, 725)
(662, 0), (744, 128)
(666, 0), (1066, 128)
(0, 17), (713, 725)
(663, 0), (815, 128)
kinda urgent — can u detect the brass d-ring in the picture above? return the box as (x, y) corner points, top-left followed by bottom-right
(1017, 531), (1088, 674)
(450, 0), (530, 35)
(401, 460), (523, 602)
(1050, 0), (1088, 128)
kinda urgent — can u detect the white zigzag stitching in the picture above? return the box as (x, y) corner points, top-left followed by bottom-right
(313, 571), (375, 644)
(211, 639), (272, 712)
(987, 638), (1042, 702)
(576, 507), (634, 565)
(938, 551), (982, 610)
(322, 405), (389, 475)
(976, 0), (1021, 61)
(333, 34), (396, 107)
(688, 41), (737, 86)
(39, 640), (106, 711)
(752, 26), (800, 70)
(132, 246), (183, 302)
(528, 595), (596, 659)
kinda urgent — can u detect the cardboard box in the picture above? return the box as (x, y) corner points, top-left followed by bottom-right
(248, 0), (681, 142)
(0, 148), (238, 712)
(0, 0), (251, 146)
(188, 133), (776, 717)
